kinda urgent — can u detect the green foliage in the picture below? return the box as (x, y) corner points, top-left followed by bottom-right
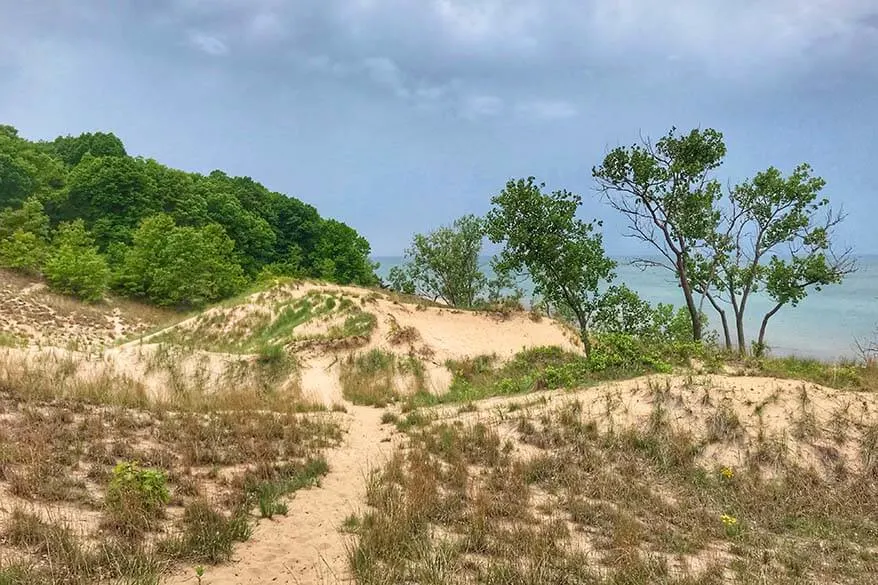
(43, 220), (111, 301)
(49, 131), (127, 166)
(118, 214), (247, 306)
(593, 127), (727, 342)
(388, 214), (489, 307)
(107, 461), (170, 514)
(0, 125), (377, 306)
(410, 341), (693, 407)
(0, 198), (52, 273)
(698, 162), (852, 354)
(104, 461), (170, 538)
(486, 177), (615, 355)
(310, 218), (378, 285)
(0, 197), (50, 240)
(0, 230), (47, 273)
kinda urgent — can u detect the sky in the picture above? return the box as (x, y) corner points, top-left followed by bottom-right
(2, 0), (877, 256)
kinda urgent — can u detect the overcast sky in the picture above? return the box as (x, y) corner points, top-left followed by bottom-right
(2, 1), (877, 255)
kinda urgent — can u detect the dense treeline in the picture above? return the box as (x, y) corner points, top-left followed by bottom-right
(0, 125), (376, 305)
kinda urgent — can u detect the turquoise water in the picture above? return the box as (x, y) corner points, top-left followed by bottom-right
(373, 255), (878, 361)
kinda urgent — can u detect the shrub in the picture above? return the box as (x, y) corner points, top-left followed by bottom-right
(43, 220), (110, 301)
(104, 461), (170, 537)
(117, 214), (246, 307)
(0, 230), (47, 273)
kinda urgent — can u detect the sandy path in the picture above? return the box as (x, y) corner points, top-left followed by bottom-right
(164, 405), (392, 585)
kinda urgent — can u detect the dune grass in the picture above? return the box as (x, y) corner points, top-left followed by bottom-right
(0, 347), (341, 584)
(350, 391), (878, 585)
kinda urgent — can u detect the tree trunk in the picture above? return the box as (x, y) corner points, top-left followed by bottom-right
(734, 310), (746, 356)
(756, 303), (784, 355)
(677, 257), (702, 342)
(576, 311), (592, 357)
(704, 293), (731, 350)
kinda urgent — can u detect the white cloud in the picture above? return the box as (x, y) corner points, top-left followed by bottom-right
(187, 31), (229, 55)
(362, 57), (410, 98)
(248, 11), (285, 41)
(461, 94), (504, 119)
(516, 99), (578, 121)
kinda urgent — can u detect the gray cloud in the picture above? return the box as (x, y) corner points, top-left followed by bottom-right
(2, 1), (877, 255)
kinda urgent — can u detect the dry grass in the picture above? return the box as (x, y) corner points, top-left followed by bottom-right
(349, 384), (878, 585)
(0, 268), (177, 351)
(0, 347), (341, 583)
(339, 349), (427, 407)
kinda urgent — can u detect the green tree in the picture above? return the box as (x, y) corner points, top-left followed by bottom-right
(593, 127), (726, 342)
(44, 220), (111, 301)
(62, 155), (158, 248)
(388, 215), (488, 307)
(707, 164), (855, 354)
(0, 128), (65, 208)
(49, 131), (127, 166)
(486, 177), (615, 356)
(118, 214), (246, 306)
(0, 198), (52, 273)
(311, 219), (377, 285)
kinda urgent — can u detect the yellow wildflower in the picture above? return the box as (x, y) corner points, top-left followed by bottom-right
(721, 514), (738, 526)
(720, 467), (734, 479)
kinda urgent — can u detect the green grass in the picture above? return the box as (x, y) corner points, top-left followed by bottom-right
(755, 355), (877, 391)
(404, 343), (667, 408)
(151, 289), (378, 355)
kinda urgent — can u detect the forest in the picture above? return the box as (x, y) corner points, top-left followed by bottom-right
(0, 125), (377, 305)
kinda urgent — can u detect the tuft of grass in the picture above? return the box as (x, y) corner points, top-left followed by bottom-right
(158, 500), (251, 564)
(705, 403), (743, 443)
(340, 349), (401, 407)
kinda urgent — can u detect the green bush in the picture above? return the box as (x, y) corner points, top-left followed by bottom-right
(43, 220), (110, 301)
(0, 229), (47, 273)
(103, 461), (170, 537)
(117, 214), (246, 307)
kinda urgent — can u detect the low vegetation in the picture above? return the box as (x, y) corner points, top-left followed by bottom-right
(0, 347), (341, 583)
(153, 289), (378, 355)
(350, 387), (878, 584)
(340, 349), (427, 407)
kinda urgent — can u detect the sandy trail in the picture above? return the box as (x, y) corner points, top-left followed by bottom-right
(163, 405), (393, 585)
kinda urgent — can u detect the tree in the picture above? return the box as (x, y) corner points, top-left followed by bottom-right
(310, 219), (377, 286)
(706, 164), (854, 354)
(118, 214), (247, 307)
(62, 155), (158, 248)
(593, 127), (726, 342)
(0, 198), (52, 273)
(486, 178), (615, 356)
(388, 215), (489, 307)
(49, 131), (127, 166)
(44, 220), (111, 302)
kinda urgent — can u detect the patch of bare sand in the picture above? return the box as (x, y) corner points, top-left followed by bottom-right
(162, 406), (396, 585)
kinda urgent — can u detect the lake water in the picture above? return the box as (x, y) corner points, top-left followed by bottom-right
(373, 255), (878, 361)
